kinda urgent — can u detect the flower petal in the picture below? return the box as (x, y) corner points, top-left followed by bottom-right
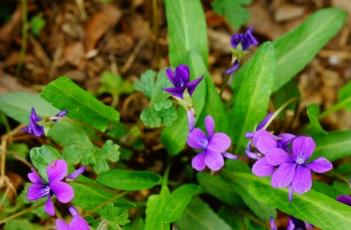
(225, 61), (240, 75)
(191, 152), (206, 171)
(47, 160), (68, 183)
(186, 76), (203, 96)
(27, 184), (50, 200)
(292, 136), (315, 161)
(271, 163), (296, 188)
(256, 113), (273, 130)
(70, 216), (90, 230)
(50, 181), (74, 203)
(265, 148), (290, 166)
(187, 109), (195, 132)
(163, 87), (185, 98)
(307, 157), (332, 173)
(337, 195), (351, 206)
(28, 170), (44, 184)
(55, 219), (70, 230)
(205, 150), (224, 171)
(291, 165), (312, 194)
(175, 64), (190, 84)
(166, 68), (177, 86)
(252, 158), (274, 177)
(67, 166), (86, 180)
(204, 115), (215, 137)
(223, 152), (237, 160)
(207, 133), (231, 153)
(187, 128), (208, 150)
(44, 196), (55, 216)
(253, 130), (276, 154)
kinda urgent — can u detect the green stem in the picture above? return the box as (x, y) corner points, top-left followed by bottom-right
(0, 202), (44, 224)
(319, 98), (351, 119)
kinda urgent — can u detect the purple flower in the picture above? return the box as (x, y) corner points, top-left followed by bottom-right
(231, 27), (258, 51)
(187, 109), (195, 132)
(24, 108), (45, 137)
(27, 160), (85, 216)
(270, 216), (313, 230)
(225, 60), (240, 76)
(187, 115), (236, 171)
(163, 64), (203, 99)
(56, 206), (90, 230)
(337, 195), (351, 206)
(270, 217), (277, 230)
(265, 136), (332, 198)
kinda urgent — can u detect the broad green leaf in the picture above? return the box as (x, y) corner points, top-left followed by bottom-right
(212, 0), (251, 29)
(41, 76), (119, 132)
(30, 15), (45, 36)
(165, 0), (208, 66)
(313, 130), (351, 161)
(4, 219), (40, 230)
(221, 170), (351, 230)
(0, 92), (58, 123)
(161, 52), (207, 155)
(97, 169), (161, 191)
(29, 145), (62, 180)
(229, 42), (275, 151)
(176, 197), (232, 230)
(306, 104), (327, 135)
(272, 8), (346, 92)
(273, 79), (299, 114)
(145, 186), (170, 230)
(163, 184), (201, 223)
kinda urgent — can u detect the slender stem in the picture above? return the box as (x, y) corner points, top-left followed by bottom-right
(219, 73), (231, 98)
(0, 202), (44, 224)
(319, 98), (351, 119)
(263, 97), (297, 130)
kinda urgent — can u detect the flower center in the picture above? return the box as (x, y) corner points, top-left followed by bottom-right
(200, 139), (209, 149)
(296, 156), (305, 164)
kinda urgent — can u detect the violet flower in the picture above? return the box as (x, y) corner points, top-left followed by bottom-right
(27, 160), (85, 216)
(337, 194), (351, 206)
(270, 216), (313, 230)
(225, 60), (240, 76)
(187, 115), (236, 171)
(230, 27), (258, 51)
(266, 136), (332, 199)
(56, 206), (90, 230)
(187, 109), (195, 132)
(163, 64), (203, 99)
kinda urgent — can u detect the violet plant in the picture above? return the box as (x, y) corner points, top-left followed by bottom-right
(0, 0), (350, 230)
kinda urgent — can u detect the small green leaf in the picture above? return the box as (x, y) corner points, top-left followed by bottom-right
(306, 104), (327, 135)
(97, 169), (161, 191)
(212, 0), (252, 29)
(0, 92), (59, 124)
(41, 76), (119, 132)
(30, 15), (46, 36)
(338, 81), (351, 111)
(145, 186), (170, 230)
(176, 197), (232, 230)
(99, 203), (130, 228)
(4, 219), (40, 230)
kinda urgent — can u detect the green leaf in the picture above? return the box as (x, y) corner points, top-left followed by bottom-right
(176, 197), (232, 230)
(272, 8), (346, 92)
(306, 104), (327, 135)
(135, 70), (177, 128)
(29, 145), (62, 180)
(313, 130), (351, 161)
(30, 15), (46, 36)
(99, 203), (130, 228)
(212, 0), (251, 29)
(229, 42), (275, 152)
(163, 184), (201, 223)
(221, 170), (351, 230)
(0, 92), (59, 123)
(165, 0), (208, 67)
(41, 76), (119, 132)
(145, 186), (170, 230)
(4, 219), (40, 230)
(97, 169), (161, 191)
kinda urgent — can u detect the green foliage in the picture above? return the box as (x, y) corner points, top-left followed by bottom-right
(306, 104), (327, 135)
(0, 92), (59, 124)
(230, 42), (275, 152)
(41, 76), (119, 132)
(135, 70), (177, 128)
(97, 169), (161, 191)
(30, 15), (45, 36)
(338, 81), (351, 111)
(165, 0), (208, 67)
(145, 186), (170, 230)
(99, 204), (130, 229)
(212, 0), (252, 29)
(4, 219), (40, 230)
(176, 197), (232, 230)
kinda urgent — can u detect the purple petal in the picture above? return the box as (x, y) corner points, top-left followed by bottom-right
(166, 68), (177, 86)
(28, 170), (44, 184)
(47, 160), (68, 183)
(186, 76), (203, 96)
(205, 150), (224, 171)
(292, 136), (316, 161)
(175, 64), (190, 84)
(270, 217), (277, 230)
(253, 130), (277, 154)
(187, 109), (195, 132)
(163, 87), (185, 98)
(230, 33), (242, 48)
(265, 148), (290, 166)
(69, 206), (79, 216)
(337, 195), (351, 206)
(70, 216), (90, 230)
(242, 26), (258, 50)
(223, 152), (237, 160)
(50, 181), (74, 203)
(207, 133), (231, 153)
(187, 128), (208, 150)
(27, 184), (50, 200)
(191, 152), (206, 171)
(256, 113), (273, 130)
(277, 133), (295, 148)
(271, 163), (296, 188)
(204, 115), (215, 137)
(225, 61), (240, 75)
(67, 166), (86, 180)
(307, 157), (332, 173)
(287, 219), (295, 230)
(44, 196), (55, 216)
(291, 165), (312, 194)
(56, 219), (70, 230)
(252, 158), (275, 177)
